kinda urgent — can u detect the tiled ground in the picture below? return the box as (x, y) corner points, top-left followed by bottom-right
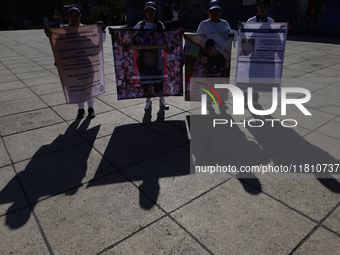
(0, 29), (340, 254)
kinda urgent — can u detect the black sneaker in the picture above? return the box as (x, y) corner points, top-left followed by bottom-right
(88, 107), (95, 118)
(77, 109), (85, 119)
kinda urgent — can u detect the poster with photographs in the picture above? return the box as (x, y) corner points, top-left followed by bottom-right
(184, 33), (233, 102)
(235, 22), (288, 92)
(110, 28), (183, 100)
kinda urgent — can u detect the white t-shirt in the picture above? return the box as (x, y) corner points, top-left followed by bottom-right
(247, 16), (275, 23)
(134, 21), (165, 29)
(196, 19), (231, 34)
(172, 10), (178, 21)
(196, 19), (237, 46)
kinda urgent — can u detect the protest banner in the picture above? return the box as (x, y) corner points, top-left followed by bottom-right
(49, 24), (105, 104)
(110, 28), (183, 100)
(184, 33), (233, 102)
(235, 22), (288, 92)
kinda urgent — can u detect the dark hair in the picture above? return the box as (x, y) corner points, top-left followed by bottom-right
(258, 0), (270, 7)
(201, 52), (209, 59)
(205, 39), (216, 49)
(172, 4), (178, 12)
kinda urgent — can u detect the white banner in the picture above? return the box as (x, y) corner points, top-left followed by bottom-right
(235, 22), (288, 92)
(49, 24), (105, 104)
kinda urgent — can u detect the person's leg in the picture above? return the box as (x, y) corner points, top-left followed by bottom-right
(77, 102), (85, 119)
(145, 97), (152, 112)
(159, 96), (169, 110)
(87, 98), (95, 118)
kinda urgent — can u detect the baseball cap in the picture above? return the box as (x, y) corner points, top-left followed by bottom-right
(208, 0), (222, 10)
(64, 5), (81, 15)
(144, 1), (157, 11)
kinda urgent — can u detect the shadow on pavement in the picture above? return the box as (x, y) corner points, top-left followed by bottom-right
(87, 106), (191, 210)
(0, 118), (100, 229)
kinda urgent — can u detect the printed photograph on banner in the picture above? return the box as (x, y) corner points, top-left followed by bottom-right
(235, 22), (288, 92)
(184, 33), (233, 101)
(109, 28), (183, 100)
(49, 24), (105, 104)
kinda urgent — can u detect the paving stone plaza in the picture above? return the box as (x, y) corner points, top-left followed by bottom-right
(0, 28), (340, 254)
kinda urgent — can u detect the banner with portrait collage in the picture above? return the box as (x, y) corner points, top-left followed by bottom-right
(110, 28), (183, 100)
(184, 33), (234, 102)
(49, 24), (105, 104)
(235, 22), (288, 92)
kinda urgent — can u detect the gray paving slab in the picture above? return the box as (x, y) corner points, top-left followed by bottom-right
(0, 69), (12, 76)
(22, 75), (60, 87)
(0, 87), (37, 103)
(294, 226), (340, 255)
(98, 94), (148, 109)
(68, 110), (139, 140)
(29, 82), (63, 96)
(0, 208), (49, 254)
(93, 125), (178, 170)
(315, 116), (340, 140)
(0, 139), (11, 168)
(191, 123), (279, 167)
(145, 112), (191, 145)
(0, 97), (47, 117)
(264, 105), (336, 131)
(305, 93), (340, 115)
(0, 108), (64, 136)
(322, 205), (340, 235)
(282, 77), (329, 92)
(255, 154), (340, 221)
(14, 143), (115, 205)
(15, 70), (53, 80)
(122, 147), (232, 212)
(0, 80), (27, 91)
(39, 92), (69, 106)
(101, 217), (210, 254)
(1, 29), (340, 254)
(171, 178), (317, 255)
(34, 171), (164, 254)
(3, 122), (86, 163)
(51, 99), (114, 121)
(283, 132), (340, 165)
(0, 74), (19, 83)
(0, 165), (28, 215)
(314, 84), (340, 99)
(119, 100), (186, 123)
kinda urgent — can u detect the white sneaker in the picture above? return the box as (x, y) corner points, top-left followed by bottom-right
(145, 100), (152, 112)
(159, 99), (169, 110)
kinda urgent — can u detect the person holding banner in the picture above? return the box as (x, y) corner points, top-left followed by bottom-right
(237, 0), (291, 105)
(45, 4), (106, 119)
(134, 1), (169, 112)
(196, 0), (232, 108)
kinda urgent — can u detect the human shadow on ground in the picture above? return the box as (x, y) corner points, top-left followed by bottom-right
(0, 118), (100, 229)
(190, 105), (263, 195)
(87, 105), (191, 209)
(246, 106), (340, 193)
